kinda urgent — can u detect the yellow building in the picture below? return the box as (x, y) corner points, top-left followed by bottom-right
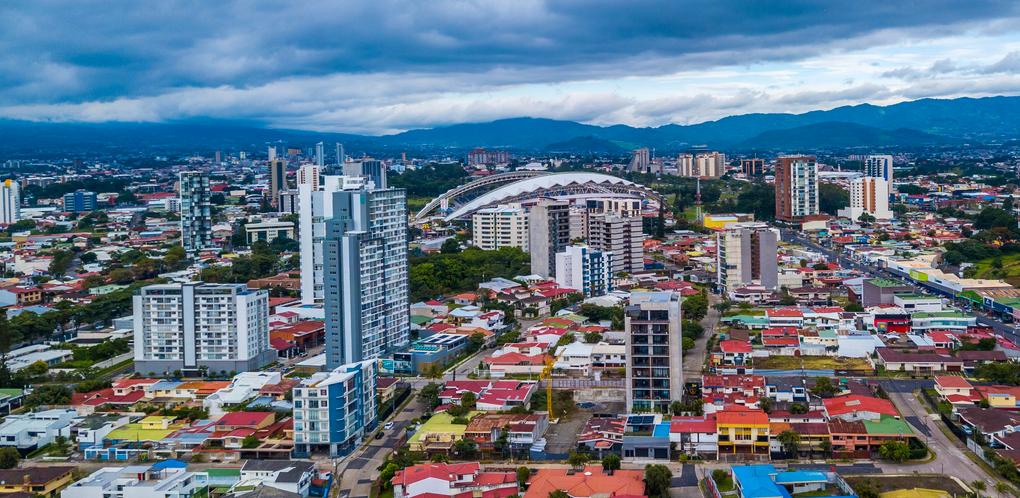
(716, 410), (770, 456)
(703, 213), (755, 230)
(0, 466), (75, 497)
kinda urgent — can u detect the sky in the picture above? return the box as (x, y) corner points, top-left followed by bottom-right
(2, 0), (1020, 135)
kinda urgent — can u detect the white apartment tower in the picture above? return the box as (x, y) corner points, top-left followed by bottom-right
(588, 214), (644, 275)
(625, 291), (683, 412)
(716, 222), (780, 296)
(839, 177), (893, 221)
(863, 154), (894, 182)
(630, 148), (650, 173)
(555, 245), (614, 297)
(132, 283), (273, 375)
(472, 204), (529, 251)
(0, 179), (20, 225)
(677, 152), (725, 178)
(298, 164), (321, 190)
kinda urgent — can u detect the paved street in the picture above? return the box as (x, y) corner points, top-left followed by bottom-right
(683, 292), (719, 382)
(334, 397), (425, 498)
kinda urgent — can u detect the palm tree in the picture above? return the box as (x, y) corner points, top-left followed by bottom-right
(971, 480), (987, 497)
(994, 482), (1012, 498)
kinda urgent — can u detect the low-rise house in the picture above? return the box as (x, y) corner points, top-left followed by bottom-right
(958, 407), (1020, 439)
(713, 340), (753, 374)
(875, 348), (964, 374)
(716, 409), (770, 457)
(669, 414), (718, 458)
(933, 375), (979, 405)
(391, 463), (518, 498)
(61, 464), (204, 498)
(523, 465), (644, 498)
(439, 380), (536, 412)
(72, 414), (132, 450)
(240, 460), (316, 498)
(462, 413), (548, 454)
(577, 416), (626, 456)
(0, 408), (76, 451)
(0, 466), (75, 497)
(822, 395), (898, 422)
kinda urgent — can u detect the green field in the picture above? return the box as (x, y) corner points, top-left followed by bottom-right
(756, 356), (873, 371)
(971, 252), (1020, 286)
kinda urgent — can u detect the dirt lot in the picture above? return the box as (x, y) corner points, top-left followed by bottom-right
(845, 475), (968, 496)
(755, 355), (873, 371)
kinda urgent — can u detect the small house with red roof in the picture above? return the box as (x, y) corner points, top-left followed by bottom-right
(823, 395), (898, 422)
(392, 462), (518, 498)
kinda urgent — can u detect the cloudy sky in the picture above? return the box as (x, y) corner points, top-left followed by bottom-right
(2, 0), (1020, 134)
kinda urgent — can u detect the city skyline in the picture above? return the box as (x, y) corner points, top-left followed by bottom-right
(0, 1), (1018, 134)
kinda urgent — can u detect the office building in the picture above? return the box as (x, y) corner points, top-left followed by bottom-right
(0, 179), (19, 225)
(471, 204), (529, 251)
(839, 176), (893, 221)
(268, 157), (287, 208)
(292, 360), (377, 458)
(343, 159), (387, 189)
(315, 142), (325, 168)
(179, 171), (212, 253)
(62, 189), (98, 213)
(555, 245), (614, 297)
(298, 164), (320, 190)
(630, 148), (650, 173)
(716, 222), (779, 296)
(246, 220), (296, 244)
(862, 154), (894, 182)
(132, 283), (273, 375)
(775, 155), (819, 222)
(625, 292), (683, 412)
(322, 179), (409, 368)
(278, 189), (299, 214)
(528, 199), (570, 278)
(741, 158), (765, 176)
(588, 214), (644, 275)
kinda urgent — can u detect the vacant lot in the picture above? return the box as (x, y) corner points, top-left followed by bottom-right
(972, 253), (1020, 287)
(756, 355), (873, 371)
(845, 475), (967, 496)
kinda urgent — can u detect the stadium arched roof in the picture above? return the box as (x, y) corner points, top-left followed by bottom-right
(443, 172), (662, 221)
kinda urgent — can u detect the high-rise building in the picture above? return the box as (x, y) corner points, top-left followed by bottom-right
(343, 159), (387, 189)
(292, 360), (377, 457)
(775, 155), (819, 222)
(132, 283), (273, 375)
(588, 214), (644, 275)
(467, 148), (511, 166)
(625, 291), (683, 412)
(63, 189), (98, 213)
(298, 164), (320, 190)
(528, 199), (570, 278)
(716, 222), (779, 296)
(277, 190), (299, 215)
(555, 245), (614, 297)
(630, 148), (650, 173)
(315, 142), (325, 168)
(676, 154), (693, 177)
(179, 171), (212, 253)
(268, 157), (287, 208)
(336, 143), (345, 166)
(321, 178), (409, 369)
(839, 177), (893, 221)
(471, 204), (529, 251)
(0, 179), (20, 225)
(861, 154), (894, 182)
(741, 158), (765, 176)
(678, 152), (725, 178)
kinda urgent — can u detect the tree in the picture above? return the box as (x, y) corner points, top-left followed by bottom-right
(643, 464), (673, 498)
(26, 384), (72, 407)
(584, 331), (602, 344)
(655, 202), (666, 239)
(853, 481), (880, 498)
(418, 383), (441, 410)
(994, 481), (1012, 498)
(818, 183), (849, 216)
(682, 336), (695, 353)
(461, 391), (477, 410)
(441, 238), (461, 254)
(453, 438), (477, 458)
(789, 403), (808, 414)
(777, 430), (801, 458)
(810, 377), (838, 398)
(0, 447), (17, 469)
(878, 440), (911, 462)
(971, 480), (987, 495)
(683, 291), (708, 322)
(517, 467), (530, 489)
(567, 451), (589, 471)
(379, 462), (399, 488)
(758, 397), (772, 414)
(845, 302), (864, 312)
(548, 491), (569, 498)
(819, 440), (832, 458)
(601, 454), (621, 473)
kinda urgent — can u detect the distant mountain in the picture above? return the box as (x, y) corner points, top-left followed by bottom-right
(738, 122), (958, 149)
(0, 95), (1018, 155)
(542, 135), (626, 154)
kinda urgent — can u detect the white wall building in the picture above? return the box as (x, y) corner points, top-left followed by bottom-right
(554, 245), (614, 297)
(132, 283), (273, 375)
(839, 176), (893, 221)
(471, 204), (529, 251)
(62, 465), (203, 498)
(0, 408), (76, 450)
(716, 222), (780, 296)
(292, 360), (377, 458)
(625, 292), (683, 412)
(0, 179), (20, 225)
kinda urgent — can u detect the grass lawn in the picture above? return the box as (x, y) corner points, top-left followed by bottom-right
(756, 355), (873, 371)
(971, 252), (1020, 287)
(845, 475), (967, 496)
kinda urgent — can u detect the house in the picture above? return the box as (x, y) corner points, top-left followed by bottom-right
(240, 460), (316, 498)
(0, 408), (76, 452)
(729, 465), (855, 498)
(439, 380), (536, 412)
(0, 466), (75, 497)
(391, 463), (518, 498)
(523, 466), (645, 498)
(215, 411), (276, 431)
(958, 407), (1020, 439)
(933, 376), (979, 405)
(714, 340), (753, 374)
(577, 416), (626, 456)
(482, 352), (546, 376)
(61, 464), (204, 498)
(0, 287), (43, 307)
(670, 414), (718, 458)
(875, 348), (964, 374)
(72, 414), (131, 450)
(462, 413), (548, 453)
(408, 412), (477, 454)
(716, 409), (770, 457)
(823, 395), (899, 422)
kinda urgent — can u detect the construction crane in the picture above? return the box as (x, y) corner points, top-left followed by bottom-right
(541, 355), (555, 422)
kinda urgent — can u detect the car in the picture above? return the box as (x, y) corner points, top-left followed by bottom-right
(384, 422), (395, 430)
(374, 431), (384, 439)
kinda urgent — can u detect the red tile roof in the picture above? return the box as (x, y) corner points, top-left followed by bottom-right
(823, 395), (898, 418)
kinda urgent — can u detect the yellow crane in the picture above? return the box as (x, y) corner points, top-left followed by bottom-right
(541, 355), (555, 422)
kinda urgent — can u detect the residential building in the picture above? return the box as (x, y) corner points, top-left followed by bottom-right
(246, 220), (296, 244)
(741, 158), (765, 176)
(321, 179), (409, 368)
(839, 176), (892, 220)
(775, 155), (818, 222)
(471, 204), (529, 251)
(392, 463), (518, 498)
(630, 148), (650, 173)
(132, 283), (273, 375)
(588, 214), (643, 275)
(0, 409), (76, 451)
(554, 245), (614, 297)
(523, 466), (644, 498)
(240, 460), (316, 498)
(625, 291), (683, 412)
(467, 148), (511, 166)
(277, 190), (299, 214)
(716, 409), (770, 457)
(678, 152), (726, 178)
(179, 171), (212, 253)
(0, 179), (19, 225)
(298, 164), (320, 190)
(528, 199), (570, 278)
(62, 190), (98, 213)
(862, 154), (894, 182)
(716, 222), (779, 296)
(343, 159), (387, 189)
(269, 157), (287, 208)
(292, 360), (378, 458)
(61, 464), (203, 498)
(0, 466), (75, 497)
(861, 278), (914, 307)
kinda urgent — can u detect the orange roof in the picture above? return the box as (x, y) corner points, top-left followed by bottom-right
(524, 466), (645, 498)
(716, 409), (769, 426)
(936, 376), (973, 389)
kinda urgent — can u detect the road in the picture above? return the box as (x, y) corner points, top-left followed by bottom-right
(334, 398), (425, 498)
(683, 292), (720, 383)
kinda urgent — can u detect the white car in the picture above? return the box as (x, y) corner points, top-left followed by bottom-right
(384, 422), (394, 430)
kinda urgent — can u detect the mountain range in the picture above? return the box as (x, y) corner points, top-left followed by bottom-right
(1, 95), (1018, 156)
